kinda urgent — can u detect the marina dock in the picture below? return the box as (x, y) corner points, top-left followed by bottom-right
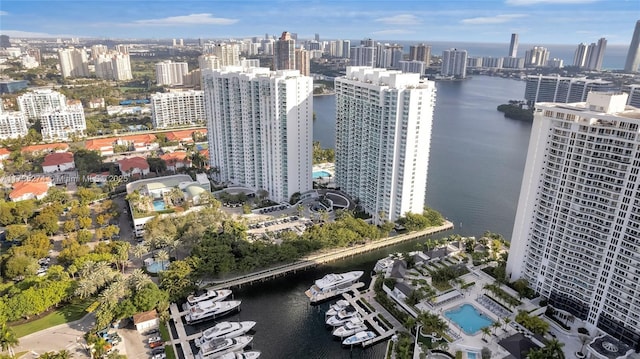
(208, 221), (454, 290)
(168, 303), (194, 359)
(321, 282), (402, 349)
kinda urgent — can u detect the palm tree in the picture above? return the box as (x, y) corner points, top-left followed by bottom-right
(127, 269), (152, 291)
(480, 327), (491, 341)
(74, 280), (96, 299)
(544, 339), (565, 359)
(503, 317), (511, 330)
(492, 320), (501, 335)
(131, 243), (149, 260)
(66, 264), (78, 279)
(0, 323), (19, 358)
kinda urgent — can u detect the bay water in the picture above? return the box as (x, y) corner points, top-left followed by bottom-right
(202, 76), (530, 358)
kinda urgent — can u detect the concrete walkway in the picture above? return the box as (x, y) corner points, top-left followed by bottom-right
(14, 313), (95, 358)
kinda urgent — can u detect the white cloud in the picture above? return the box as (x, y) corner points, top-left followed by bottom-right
(133, 13), (238, 26)
(505, 0), (597, 5)
(0, 11), (8, 16)
(375, 14), (421, 26)
(461, 14), (527, 25)
(372, 29), (414, 35)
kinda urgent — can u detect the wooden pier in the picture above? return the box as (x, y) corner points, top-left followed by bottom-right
(207, 221), (454, 290)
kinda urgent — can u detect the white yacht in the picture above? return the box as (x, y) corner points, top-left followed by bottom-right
(186, 300), (242, 324)
(326, 311), (361, 327)
(195, 321), (257, 346)
(325, 300), (350, 317)
(187, 289), (233, 307)
(307, 271), (364, 299)
(218, 351), (261, 359)
(342, 331), (377, 346)
(194, 336), (253, 359)
(332, 317), (368, 338)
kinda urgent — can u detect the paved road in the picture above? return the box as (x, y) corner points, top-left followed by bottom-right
(14, 314), (95, 358)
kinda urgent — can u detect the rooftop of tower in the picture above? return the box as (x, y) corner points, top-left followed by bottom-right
(341, 66), (434, 89)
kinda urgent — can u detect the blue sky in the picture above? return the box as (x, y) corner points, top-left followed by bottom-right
(0, 0), (637, 45)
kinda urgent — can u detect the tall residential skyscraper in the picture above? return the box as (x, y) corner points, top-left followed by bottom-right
(58, 47), (89, 78)
(508, 33), (519, 57)
(155, 61), (189, 86)
(17, 89), (67, 121)
(580, 38), (607, 71)
(274, 31), (295, 70)
(507, 92), (640, 346)
(111, 53), (133, 81)
(624, 20), (640, 72)
(441, 48), (468, 78)
(203, 67), (313, 203)
(335, 67), (436, 224)
(203, 43), (240, 67)
(573, 43), (589, 67)
(295, 48), (310, 76)
(525, 46), (550, 67)
(150, 90), (205, 129)
(409, 44), (431, 66)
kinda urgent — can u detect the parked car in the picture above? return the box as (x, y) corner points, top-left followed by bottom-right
(152, 354), (166, 359)
(148, 336), (162, 345)
(146, 328), (159, 336)
(151, 347), (165, 355)
(149, 340), (164, 349)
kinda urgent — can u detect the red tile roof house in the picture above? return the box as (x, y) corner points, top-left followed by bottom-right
(132, 309), (159, 333)
(9, 177), (53, 201)
(85, 134), (158, 156)
(118, 157), (150, 178)
(160, 151), (191, 172)
(42, 152), (75, 173)
(165, 129), (207, 144)
(21, 143), (70, 154)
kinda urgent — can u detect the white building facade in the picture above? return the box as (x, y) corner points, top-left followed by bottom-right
(17, 89), (67, 121)
(58, 47), (89, 78)
(507, 92), (640, 346)
(40, 105), (86, 141)
(155, 61), (189, 86)
(150, 90), (205, 129)
(441, 49), (467, 78)
(0, 108), (28, 140)
(203, 67), (313, 203)
(335, 67), (436, 224)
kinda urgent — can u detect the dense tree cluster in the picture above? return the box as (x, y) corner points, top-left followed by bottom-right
(515, 310), (550, 335)
(397, 208), (445, 231)
(312, 141), (335, 164)
(497, 102), (533, 121)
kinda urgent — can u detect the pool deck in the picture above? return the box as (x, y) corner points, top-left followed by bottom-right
(410, 267), (530, 358)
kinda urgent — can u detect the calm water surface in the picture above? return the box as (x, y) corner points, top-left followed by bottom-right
(199, 76), (531, 359)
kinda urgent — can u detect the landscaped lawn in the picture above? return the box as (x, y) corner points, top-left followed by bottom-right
(11, 298), (94, 338)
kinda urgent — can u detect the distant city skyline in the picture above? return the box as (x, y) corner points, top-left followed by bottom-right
(0, 0), (637, 45)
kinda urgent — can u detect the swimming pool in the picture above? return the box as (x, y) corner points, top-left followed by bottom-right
(146, 260), (169, 273)
(312, 170), (331, 179)
(445, 304), (493, 335)
(467, 352), (477, 359)
(153, 199), (166, 211)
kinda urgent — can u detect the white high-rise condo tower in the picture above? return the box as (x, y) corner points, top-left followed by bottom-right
(441, 49), (467, 78)
(624, 20), (640, 73)
(507, 92), (640, 346)
(335, 67), (436, 224)
(203, 67), (313, 203)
